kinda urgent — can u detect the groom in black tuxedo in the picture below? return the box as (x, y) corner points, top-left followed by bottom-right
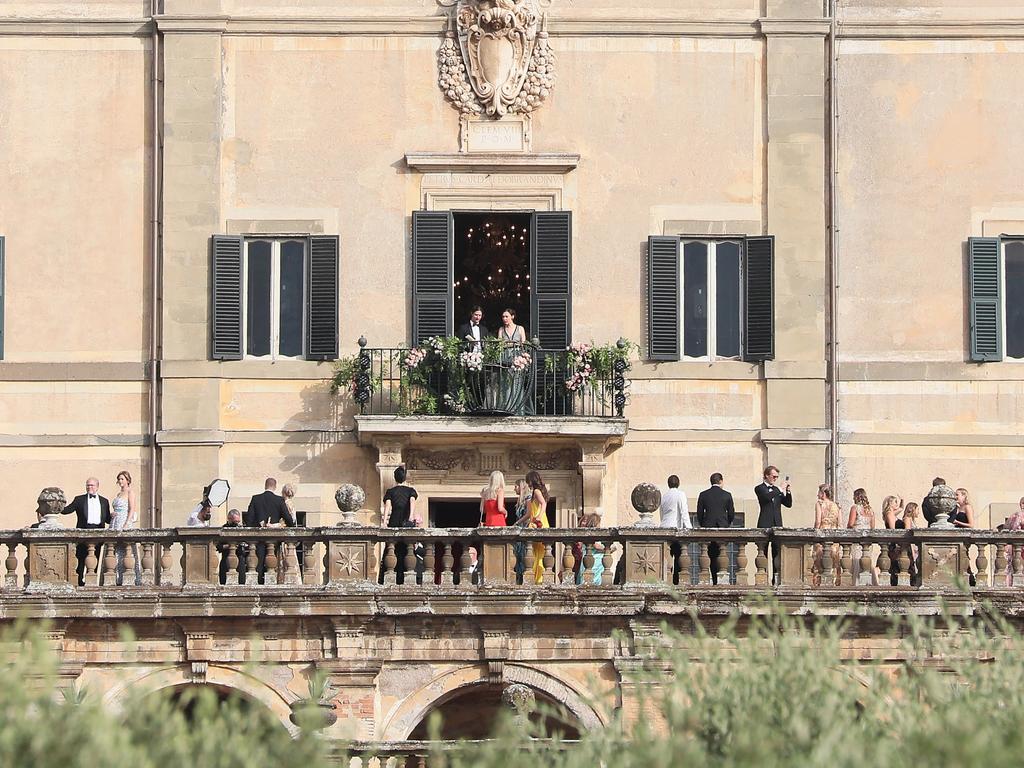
(755, 465), (792, 584)
(697, 472), (736, 584)
(62, 477), (112, 585)
(456, 306), (489, 350)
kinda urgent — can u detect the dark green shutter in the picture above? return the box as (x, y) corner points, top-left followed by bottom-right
(412, 211), (453, 344)
(648, 236), (680, 360)
(531, 211), (572, 349)
(0, 236), (5, 360)
(969, 236), (1002, 361)
(743, 235), (774, 361)
(211, 235), (243, 360)
(307, 235), (339, 360)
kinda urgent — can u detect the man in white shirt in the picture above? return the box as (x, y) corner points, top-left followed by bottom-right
(659, 474), (691, 529)
(61, 477), (111, 585)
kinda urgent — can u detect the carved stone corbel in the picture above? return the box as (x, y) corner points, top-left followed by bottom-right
(481, 629), (511, 684)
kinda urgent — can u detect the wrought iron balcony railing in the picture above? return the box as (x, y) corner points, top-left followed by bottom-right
(349, 338), (630, 418)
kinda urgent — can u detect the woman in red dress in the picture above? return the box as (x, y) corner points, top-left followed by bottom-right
(480, 470), (507, 527)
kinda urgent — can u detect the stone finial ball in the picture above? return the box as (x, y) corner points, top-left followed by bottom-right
(37, 487), (67, 515)
(631, 483), (662, 515)
(335, 484), (366, 514)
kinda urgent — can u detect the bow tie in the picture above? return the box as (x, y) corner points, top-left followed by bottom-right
(88, 494), (97, 499)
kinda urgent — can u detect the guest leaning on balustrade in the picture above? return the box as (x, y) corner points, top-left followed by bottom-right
(525, 470), (550, 585)
(847, 488), (876, 586)
(480, 471), (508, 527)
(901, 502), (920, 585)
(812, 484), (841, 587)
(510, 478), (530, 582)
(881, 495), (902, 586)
(381, 466), (420, 585)
(1002, 498), (1024, 587)
(575, 510), (605, 585)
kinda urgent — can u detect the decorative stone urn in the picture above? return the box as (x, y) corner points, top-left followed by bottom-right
(630, 483), (661, 527)
(35, 487), (67, 530)
(334, 484), (366, 527)
(288, 700), (338, 732)
(923, 484), (957, 529)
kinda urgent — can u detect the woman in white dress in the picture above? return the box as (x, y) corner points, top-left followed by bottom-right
(111, 470), (141, 586)
(846, 487), (876, 586)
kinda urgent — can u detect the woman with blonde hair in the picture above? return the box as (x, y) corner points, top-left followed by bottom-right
(480, 470), (507, 527)
(901, 502), (921, 585)
(847, 488), (875, 585)
(953, 488), (975, 528)
(812, 484), (841, 586)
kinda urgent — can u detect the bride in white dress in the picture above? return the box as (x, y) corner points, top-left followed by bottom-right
(111, 470), (141, 586)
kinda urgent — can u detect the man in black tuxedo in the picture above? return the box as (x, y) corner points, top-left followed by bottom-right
(456, 306), (489, 351)
(755, 465), (792, 584)
(61, 477), (111, 585)
(245, 477), (295, 583)
(697, 472), (736, 584)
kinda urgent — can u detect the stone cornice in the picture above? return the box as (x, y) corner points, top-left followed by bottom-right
(405, 153), (580, 174)
(839, 19), (1024, 40)
(0, 19), (152, 36)
(355, 414), (627, 444)
(758, 18), (831, 37)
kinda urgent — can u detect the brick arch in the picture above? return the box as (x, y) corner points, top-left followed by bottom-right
(380, 662), (604, 740)
(101, 664), (295, 732)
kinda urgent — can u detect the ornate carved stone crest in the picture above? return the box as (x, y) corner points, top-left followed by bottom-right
(438, 0), (556, 117)
(508, 447), (577, 471)
(405, 448), (477, 471)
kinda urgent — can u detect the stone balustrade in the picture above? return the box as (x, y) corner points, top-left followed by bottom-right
(4, 527), (1024, 593)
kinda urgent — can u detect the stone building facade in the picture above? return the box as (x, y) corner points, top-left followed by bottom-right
(1, 0), (1023, 532)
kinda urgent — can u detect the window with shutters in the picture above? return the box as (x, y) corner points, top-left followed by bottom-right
(1003, 239), (1024, 360)
(648, 235), (772, 362)
(243, 238), (307, 360)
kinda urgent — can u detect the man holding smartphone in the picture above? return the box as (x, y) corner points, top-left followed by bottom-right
(755, 465), (793, 584)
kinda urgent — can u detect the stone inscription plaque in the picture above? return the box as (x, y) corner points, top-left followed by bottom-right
(460, 116), (532, 153)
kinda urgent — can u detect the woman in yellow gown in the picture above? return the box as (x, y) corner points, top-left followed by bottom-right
(525, 470), (549, 584)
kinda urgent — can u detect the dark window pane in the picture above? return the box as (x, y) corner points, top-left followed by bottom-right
(683, 242), (708, 357)
(246, 241), (272, 357)
(1007, 242), (1024, 359)
(279, 240), (305, 357)
(716, 242), (741, 358)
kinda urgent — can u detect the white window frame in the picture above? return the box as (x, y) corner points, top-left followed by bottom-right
(1002, 238), (1024, 362)
(242, 237), (308, 361)
(679, 238), (743, 361)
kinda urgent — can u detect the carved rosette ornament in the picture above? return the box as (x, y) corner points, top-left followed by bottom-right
(438, 0), (556, 117)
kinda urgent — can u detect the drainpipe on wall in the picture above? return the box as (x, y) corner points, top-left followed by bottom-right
(148, 14), (163, 525)
(827, 1), (840, 493)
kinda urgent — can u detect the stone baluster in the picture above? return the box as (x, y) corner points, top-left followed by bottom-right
(896, 543), (911, 587)
(423, 541), (435, 585)
(560, 541), (576, 585)
(541, 541), (556, 584)
(995, 541), (1009, 588)
(139, 542), (155, 586)
(244, 541), (259, 585)
(976, 542), (990, 588)
(123, 540), (137, 586)
(158, 544), (174, 586)
(857, 539), (873, 587)
(677, 540), (692, 586)
(262, 540), (279, 586)
(715, 543), (731, 586)
(601, 542), (614, 586)
(224, 542), (239, 586)
(582, 543), (595, 586)
(403, 539), (418, 585)
(735, 540), (749, 586)
(754, 544), (769, 587)
(5, 543), (19, 590)
(839, 543), (854, 587)
(696, 543), (711, 587)
(821, 540), (834, 587)
(285, 542), (301, 585)
(961, 544), (974, 586)
(804, 543), (816, 586)
(877, 542), (892, 587)
(101, 542), (117, 586)
(441, 542), (455, 586)
(1012, 545), (1023, 588)
(459, 542), (473, 585)
(303, 540), (318, 585)
(382, 542), (398, 586)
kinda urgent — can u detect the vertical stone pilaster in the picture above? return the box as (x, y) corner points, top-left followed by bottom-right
(374, 440), (406, 525)
(578, 439), (609, 522)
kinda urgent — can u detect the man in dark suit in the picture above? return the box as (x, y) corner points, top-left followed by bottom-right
(61, 477), (111, 585)
(697, 472), (736, 584)
(456, 306), (489, 351)
(755, 465), (792, 585)
(245, 477), (295, 583)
